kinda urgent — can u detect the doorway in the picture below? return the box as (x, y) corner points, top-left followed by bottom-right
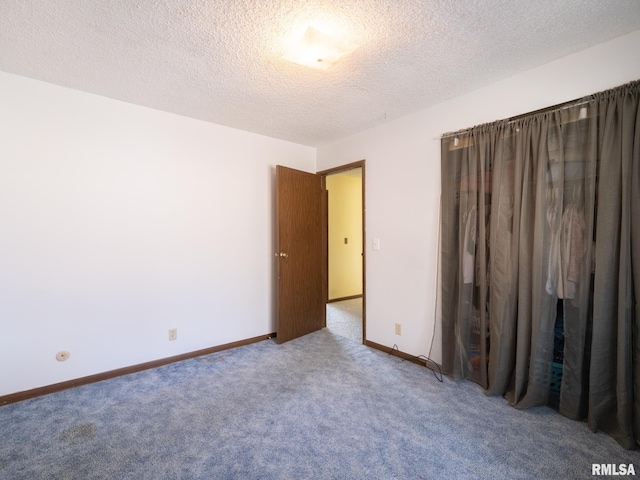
(318, 161), (365, 344)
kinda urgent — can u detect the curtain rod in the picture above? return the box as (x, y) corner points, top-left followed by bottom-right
(441, 95), (592, 140)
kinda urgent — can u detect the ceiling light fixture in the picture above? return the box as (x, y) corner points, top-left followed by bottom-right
(282, 26), (358, 70)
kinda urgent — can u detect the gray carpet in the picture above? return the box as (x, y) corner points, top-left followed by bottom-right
(326, 297), (362, 343)
(1, 329), (637, 479)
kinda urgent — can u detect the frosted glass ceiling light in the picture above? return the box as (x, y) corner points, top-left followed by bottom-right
(283, 26), (357, 70)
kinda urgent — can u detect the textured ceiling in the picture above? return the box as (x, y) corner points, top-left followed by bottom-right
(2, 1), (640, 147)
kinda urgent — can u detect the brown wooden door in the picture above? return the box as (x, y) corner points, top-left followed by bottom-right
(275, 165), (326, 344)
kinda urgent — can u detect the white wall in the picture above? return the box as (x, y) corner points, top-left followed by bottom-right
(0, 72), (315, 396)
(317, 30), (640, 363)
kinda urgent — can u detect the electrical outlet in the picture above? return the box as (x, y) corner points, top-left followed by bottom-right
(395, 323), (402, 335)
(169, 328), (177, 341)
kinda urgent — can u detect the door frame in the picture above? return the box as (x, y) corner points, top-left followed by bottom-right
(317, 160), (366, 344)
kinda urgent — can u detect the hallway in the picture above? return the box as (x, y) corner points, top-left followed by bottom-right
(326, 297), (362, 343)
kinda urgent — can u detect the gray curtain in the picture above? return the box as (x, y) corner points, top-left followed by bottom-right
(439, 80), (640, 449)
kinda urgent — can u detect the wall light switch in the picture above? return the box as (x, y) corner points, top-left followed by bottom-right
(373, 238), (380, 251)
